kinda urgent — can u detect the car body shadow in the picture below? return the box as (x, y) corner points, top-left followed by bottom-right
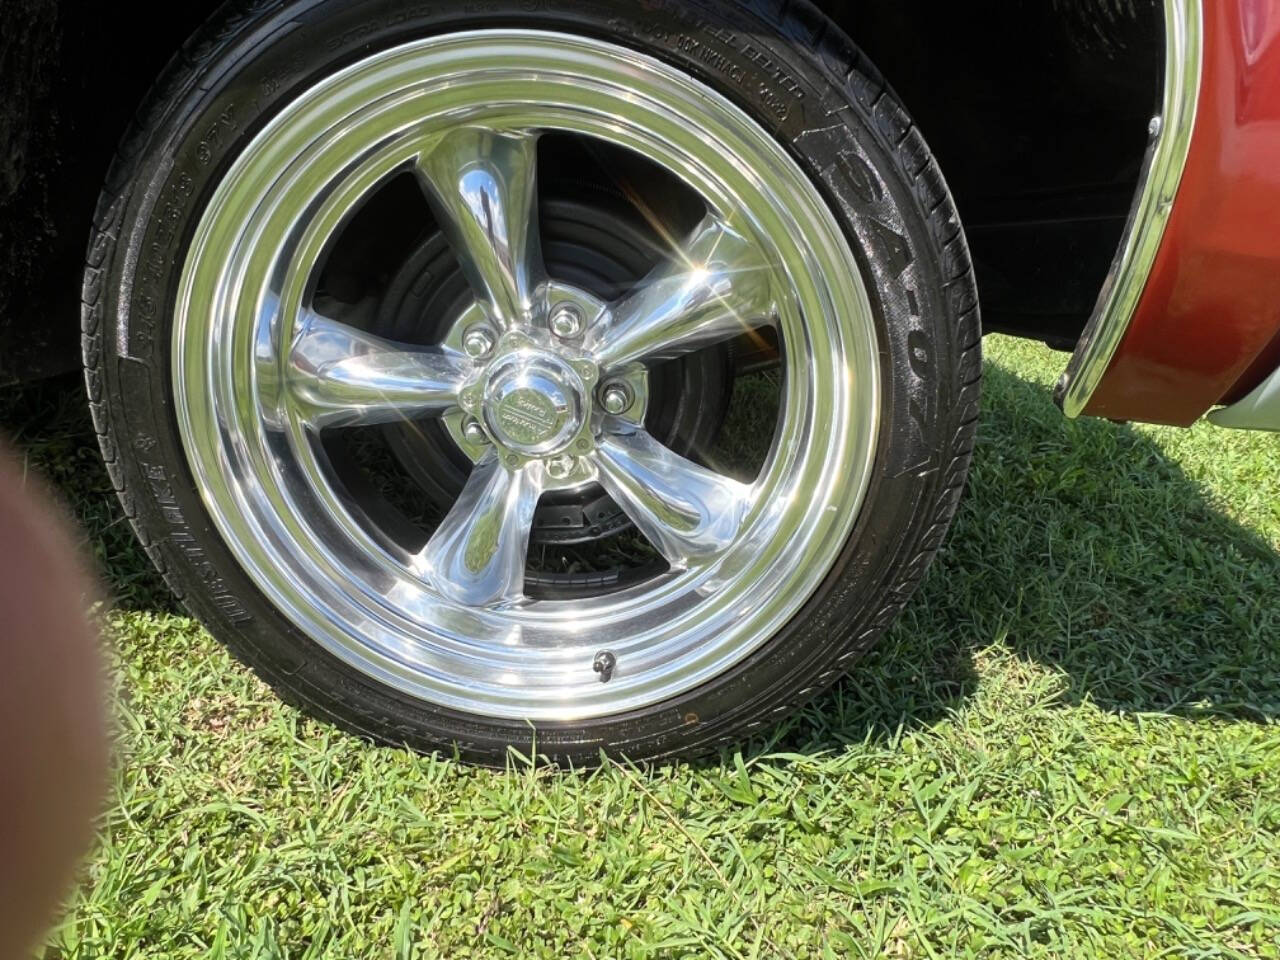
(764, 360), (1280, 759)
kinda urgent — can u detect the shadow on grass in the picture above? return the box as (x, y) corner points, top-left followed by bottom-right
(773, 360), (1280, 756)
(3, 362), (1278, 756)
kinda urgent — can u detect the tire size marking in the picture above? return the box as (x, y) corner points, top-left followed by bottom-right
(672, 32), (748, 84)
(130, 171), (193, 359)
(739, 41), (806, 122)
(141, 462), (252, 624)
(623, 6), (805, 123)
(196, 107), (237, 165)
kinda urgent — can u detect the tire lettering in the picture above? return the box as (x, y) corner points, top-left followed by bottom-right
(195, 107), (236, 165)
(142, 461), (251, 624)
(862, 216), (913, 277)
(673, 33), (747, 84)
(837, 150), (884, 205)
(907, 329), (931, 379)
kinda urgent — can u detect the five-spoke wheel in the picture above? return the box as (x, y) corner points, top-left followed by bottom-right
(90, 6), (978, 762)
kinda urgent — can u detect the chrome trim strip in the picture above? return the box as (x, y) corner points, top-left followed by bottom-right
(1057, 0), (1203, 418)
(1207, 361), (1280, 432)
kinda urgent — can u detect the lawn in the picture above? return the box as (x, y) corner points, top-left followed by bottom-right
(3, 335), (1279, 958)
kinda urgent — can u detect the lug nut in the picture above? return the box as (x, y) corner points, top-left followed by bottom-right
(462, 326), (496, 359)
(549, 303), (585, 340)
(600, 381), (633, 416)
(462, 419), (488, 445)
(546, 454), (578, 480)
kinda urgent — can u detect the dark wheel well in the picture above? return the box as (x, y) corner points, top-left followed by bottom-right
(818, 0), (1161, 348)
(1, 0), (1160, 384)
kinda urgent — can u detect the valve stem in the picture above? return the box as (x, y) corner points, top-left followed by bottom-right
(593, 650), (617, 683)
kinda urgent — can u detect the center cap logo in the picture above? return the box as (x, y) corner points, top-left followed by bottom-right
(495, 389), (561, 445)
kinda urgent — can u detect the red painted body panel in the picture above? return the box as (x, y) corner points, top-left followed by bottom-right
(1085, 0), (1280, 426)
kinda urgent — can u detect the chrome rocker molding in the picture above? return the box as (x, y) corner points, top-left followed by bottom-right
(1056, 0), (1204, 418)
(1208, 363), (1280, 432)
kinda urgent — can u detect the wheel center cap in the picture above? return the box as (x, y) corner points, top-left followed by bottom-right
(496, 389), (560, 444)
(482, 350), (585, 455)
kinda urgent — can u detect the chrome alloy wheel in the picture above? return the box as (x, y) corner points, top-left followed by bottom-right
(172, 30), (880, 720)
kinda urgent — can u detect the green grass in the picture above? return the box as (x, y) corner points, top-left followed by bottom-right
(4, 336), (1280, 958)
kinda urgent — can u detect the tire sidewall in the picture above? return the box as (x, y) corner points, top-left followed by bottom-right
(95, 0), (978, 762)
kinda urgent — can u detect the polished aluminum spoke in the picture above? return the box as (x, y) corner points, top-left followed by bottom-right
(415, 126), (543, 328)
(594, 429), (754, 570)
(586, 215), (775, 368)
(287, 312), (468, 429)
(415, 455), (542, 607)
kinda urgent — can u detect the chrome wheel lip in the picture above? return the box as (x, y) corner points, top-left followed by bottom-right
(172, 30), (880, 721)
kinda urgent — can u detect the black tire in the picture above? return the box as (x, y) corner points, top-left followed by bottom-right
(83, 0), (980, 765)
